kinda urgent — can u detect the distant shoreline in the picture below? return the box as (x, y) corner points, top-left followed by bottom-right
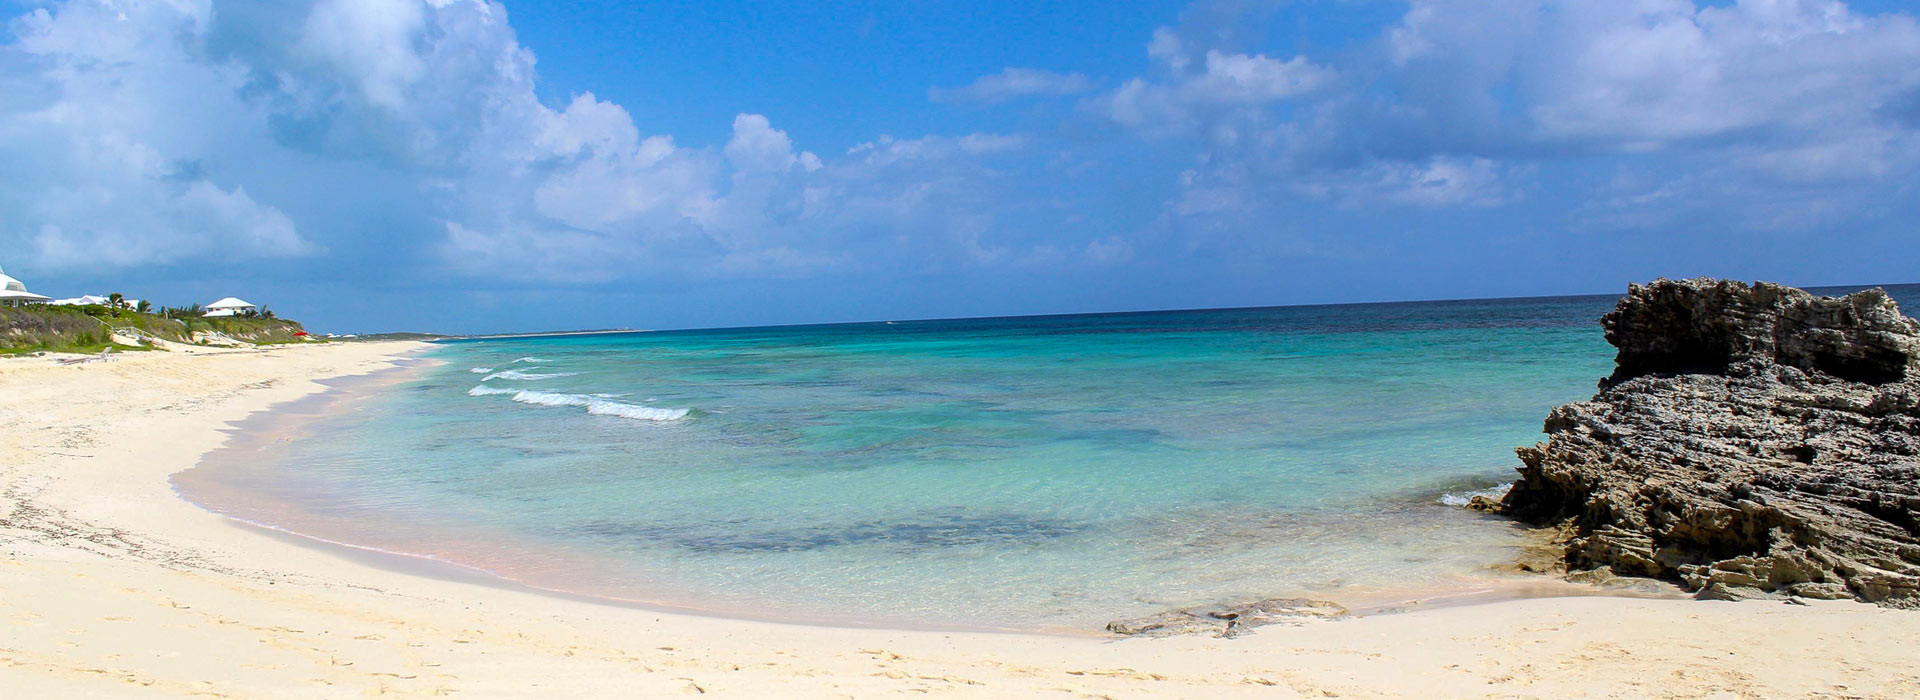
(437, 328), (647, 342)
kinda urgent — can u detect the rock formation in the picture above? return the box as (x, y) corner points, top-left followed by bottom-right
(1499, 278), (1920, 607)
(1106, 598), (1349, 637)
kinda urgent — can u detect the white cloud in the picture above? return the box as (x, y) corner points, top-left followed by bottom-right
(1372, 0), (1920, 231)
(1337, 157), (1512, 209)
(1096, 36), (1331, 135)
(299, 0), (432, 112)
(439, 221), (636, 283)
(533, 92), (644, 160)
(847, 133), (1028, 166)
(29, 178), (313, 269)
(1185, 50), (1329, 104)
(724, 114), (821, 174)
(0, 0), (317, 270)
(1146, 27), (1189, 73)
(1384, 0), (1920, 161)
(2, 0), (1040, 285)
(929, 68), (1096, 104)
(528, 135), (716, 233)
(1099, 0), (1920, 227)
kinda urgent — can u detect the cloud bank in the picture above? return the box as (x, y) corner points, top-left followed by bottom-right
(0, 0), (1085, 287)
(1096, 0), (1920, 229)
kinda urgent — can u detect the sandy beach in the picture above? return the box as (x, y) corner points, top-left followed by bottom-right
(3, 342), (1917, 699)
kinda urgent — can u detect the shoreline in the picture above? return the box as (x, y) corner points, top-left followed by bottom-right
(171, 350), (1683, 636)
(3, 342), (1917, 697)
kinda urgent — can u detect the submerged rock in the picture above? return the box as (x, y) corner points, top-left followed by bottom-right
(1106, 598), (1348, 637)
(1499, 278), (1920, 607)
(1465, 494), (1503, 512)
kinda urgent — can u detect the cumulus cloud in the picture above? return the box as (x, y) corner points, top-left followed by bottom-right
(725, 114), (822, 174)
(0, 1), (318, 269)
(1097, 28), (1332, 135)
(1089, 0), (1920, 228)
(1385, 0), (1920, 157)
(929, 68), (1096, 104)
(0, 0), (1043, 285)
(1367, 0), (1920, 228)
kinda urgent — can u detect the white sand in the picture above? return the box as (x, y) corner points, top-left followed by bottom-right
(2, 342), (1916, 698)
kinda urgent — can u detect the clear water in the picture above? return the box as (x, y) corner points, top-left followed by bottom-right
(184, 285), (1920, 630)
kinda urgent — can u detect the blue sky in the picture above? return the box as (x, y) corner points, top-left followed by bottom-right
(3, 0), (1918, 334)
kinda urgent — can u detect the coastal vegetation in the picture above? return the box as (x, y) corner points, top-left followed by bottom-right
(0, 303), (309, 354)
(0, 305), (139, 355)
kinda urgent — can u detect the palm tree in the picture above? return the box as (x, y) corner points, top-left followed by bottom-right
(108, 293), (124, 310)
(136, 300), (151, 313)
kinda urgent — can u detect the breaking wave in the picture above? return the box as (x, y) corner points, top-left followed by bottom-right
(467, 385), (690, 421)
(482, 369), (578, 382)
(469, 367), (492, 373)
(1439, 482), (1512, 508)
(511, 357), (548, 364)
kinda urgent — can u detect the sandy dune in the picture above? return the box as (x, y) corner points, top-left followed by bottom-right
(2, 342), (1916, 698)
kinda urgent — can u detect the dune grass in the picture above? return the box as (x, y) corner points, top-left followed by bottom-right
(1, 304), (309, 353)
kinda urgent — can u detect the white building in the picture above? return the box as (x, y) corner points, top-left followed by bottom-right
(47, 295), (141, 310)
(0, 265), (51, 306)
(204, 297), (258, 317)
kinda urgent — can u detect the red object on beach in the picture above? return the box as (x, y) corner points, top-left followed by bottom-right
(294, 331), (308, 337)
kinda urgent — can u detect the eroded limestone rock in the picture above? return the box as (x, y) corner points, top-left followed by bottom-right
(1106, 598), (1348, 637)
(1499, 278), (1920, 607)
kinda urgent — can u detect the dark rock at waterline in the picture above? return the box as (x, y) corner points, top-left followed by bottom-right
(1106, 598), (1348, 637)
(1498, 278), (1920, 608)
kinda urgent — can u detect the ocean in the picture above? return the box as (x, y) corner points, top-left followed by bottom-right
(177, 285), (1920, 631)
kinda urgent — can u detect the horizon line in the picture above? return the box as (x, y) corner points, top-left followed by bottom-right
(432, 278), (1920, 343)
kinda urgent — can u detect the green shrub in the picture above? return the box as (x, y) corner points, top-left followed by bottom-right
(0, 305), (304, 354)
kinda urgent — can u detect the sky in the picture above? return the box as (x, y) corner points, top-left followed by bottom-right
(2, 0), (1918, 334)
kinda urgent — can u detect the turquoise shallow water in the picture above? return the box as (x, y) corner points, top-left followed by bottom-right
(184, 286), (1920, 630)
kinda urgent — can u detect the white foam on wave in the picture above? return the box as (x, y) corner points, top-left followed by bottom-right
(582, 400), (691, 421)
(465, 385), (690, 421)
(469, 367), (493, 373)
(1439, 483), (1512, 507)
(482, 369), (578, 382)
(511, 357), (548, 364)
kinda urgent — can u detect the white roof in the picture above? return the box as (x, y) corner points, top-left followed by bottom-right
(1, 266), (26, 293)
(0, 289), (51, 302)
(207, 297), (256, 309)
